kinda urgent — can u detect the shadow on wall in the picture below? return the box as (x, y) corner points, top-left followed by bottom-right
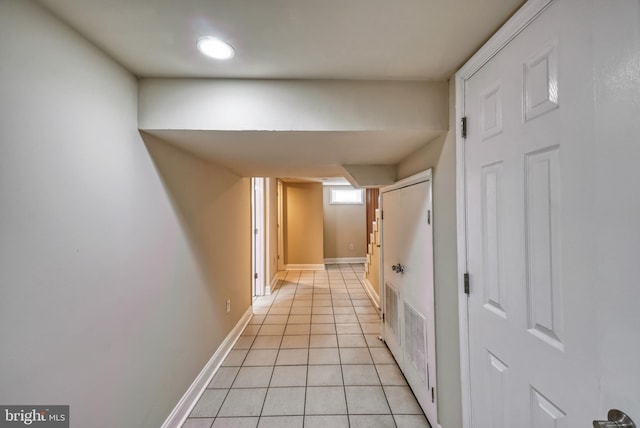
(141, 132), (252, 330)
(396, 133), (447, 180)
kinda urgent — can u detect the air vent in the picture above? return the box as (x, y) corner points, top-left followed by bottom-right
(385, 283), (401, 345)
(404, 302), (428, 385)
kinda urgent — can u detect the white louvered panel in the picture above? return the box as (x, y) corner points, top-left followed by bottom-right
(404, 302), (428, 384)
(385, 283), (400, 345)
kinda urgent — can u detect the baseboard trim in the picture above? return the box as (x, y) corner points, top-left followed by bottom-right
(285, 264), (326, 271)
(323, 257), (367, 264)
(363, 278), (381, 309)
(161, 306), (253, 428)
(266, 274), (279, 294)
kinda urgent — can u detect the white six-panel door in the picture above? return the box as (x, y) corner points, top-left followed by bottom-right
(461, 0), (640, 426)
(464, 0), (600, 426)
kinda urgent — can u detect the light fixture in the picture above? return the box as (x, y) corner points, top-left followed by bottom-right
(197, 37), (235, 60)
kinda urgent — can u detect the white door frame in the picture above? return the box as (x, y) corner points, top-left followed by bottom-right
(277, 179), (284, 272)
(454, 1), (556, 427)
(251, 177), (266, 296)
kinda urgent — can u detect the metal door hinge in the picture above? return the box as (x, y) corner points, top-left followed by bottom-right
(382, 313), (385, 321)
(254, 273), (258, 279)
(427, 210), (431, 225)
(461, 116), (468, 139)
(431, 387), (435, 403)
(381, 210), (384, 220)
(464, 272), (470, 294)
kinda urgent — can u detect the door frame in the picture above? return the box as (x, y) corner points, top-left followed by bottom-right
(251, 177), (266, 297)
(277, 179), (284, 272)
(454, 1), (556, 427)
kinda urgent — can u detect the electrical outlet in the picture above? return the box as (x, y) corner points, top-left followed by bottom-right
(226, 299), (231, 313)
(349, 243), (354, 250)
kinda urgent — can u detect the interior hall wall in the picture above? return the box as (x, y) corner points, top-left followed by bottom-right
(0, 2), (251, 427)
(396, 79), (461, 428)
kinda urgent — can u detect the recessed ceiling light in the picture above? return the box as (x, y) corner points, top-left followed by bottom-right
(197, 37), (235, 60)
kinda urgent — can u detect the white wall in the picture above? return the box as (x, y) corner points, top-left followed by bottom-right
(592, 0), (640, 415)
(0, 2), (250, 427)
(396, 80), (461, 428)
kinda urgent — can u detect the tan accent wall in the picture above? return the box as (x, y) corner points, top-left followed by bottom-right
(283, 182), (324, 265)
(396, 79), (461, 428)
(323, 186), (367, 259)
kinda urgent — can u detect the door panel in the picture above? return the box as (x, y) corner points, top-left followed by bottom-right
(382, 179), (437, 424)
(465, 0), (600, 426)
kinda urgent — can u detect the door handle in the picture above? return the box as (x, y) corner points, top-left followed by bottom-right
(593, 409), (636, 428)
(391, 263), (404, 274)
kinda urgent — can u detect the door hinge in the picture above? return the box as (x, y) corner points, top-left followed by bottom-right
(461, 116), (468, 139)
(381, 210), (384, 220)
(254, 228), (259, 235)
(254, 273), (258, 279)
(464, 272), (470, 294)
(431, 387), (435, 403)
(427, 210), (431, 225)
(382, 313), (385, 322)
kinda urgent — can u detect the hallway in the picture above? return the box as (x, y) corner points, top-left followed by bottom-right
(182, 264), (431, 428)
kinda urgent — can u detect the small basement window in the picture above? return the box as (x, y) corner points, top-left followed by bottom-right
(329, 187), (364, 205)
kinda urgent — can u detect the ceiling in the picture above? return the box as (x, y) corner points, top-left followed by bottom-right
(38, 0), (525, 80)
(37, 0), (525, 182)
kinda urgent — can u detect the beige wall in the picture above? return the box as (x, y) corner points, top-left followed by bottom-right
(323, 186), (367, 260)
(396, 80), (461, 428)
(283, 182), (324, 265)
(0, 2), (251, 427)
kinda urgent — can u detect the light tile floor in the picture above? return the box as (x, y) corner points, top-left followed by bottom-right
(182, 264), (431, 428)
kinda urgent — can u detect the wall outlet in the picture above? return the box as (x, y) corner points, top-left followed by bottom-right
(349, 243), (354, 250)
(226, 299), (231, 313)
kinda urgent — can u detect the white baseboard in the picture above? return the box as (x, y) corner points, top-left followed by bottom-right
(324, 257), (367, 264)
(161, 306), (253, 428)
(363, 278), (381, 309)
(285, 264), (326, 271)
(266, 274), (279, 294)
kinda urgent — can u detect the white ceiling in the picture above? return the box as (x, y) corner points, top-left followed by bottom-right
(38, 0), (525, 80)
(37, 0), (525, 182)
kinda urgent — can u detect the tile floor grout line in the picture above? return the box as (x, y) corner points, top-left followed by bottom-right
(183, 265), (428, 427)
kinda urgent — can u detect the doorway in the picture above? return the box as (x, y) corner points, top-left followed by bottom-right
(380, 170), (437, 425)
(251, 177), (265, 297)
